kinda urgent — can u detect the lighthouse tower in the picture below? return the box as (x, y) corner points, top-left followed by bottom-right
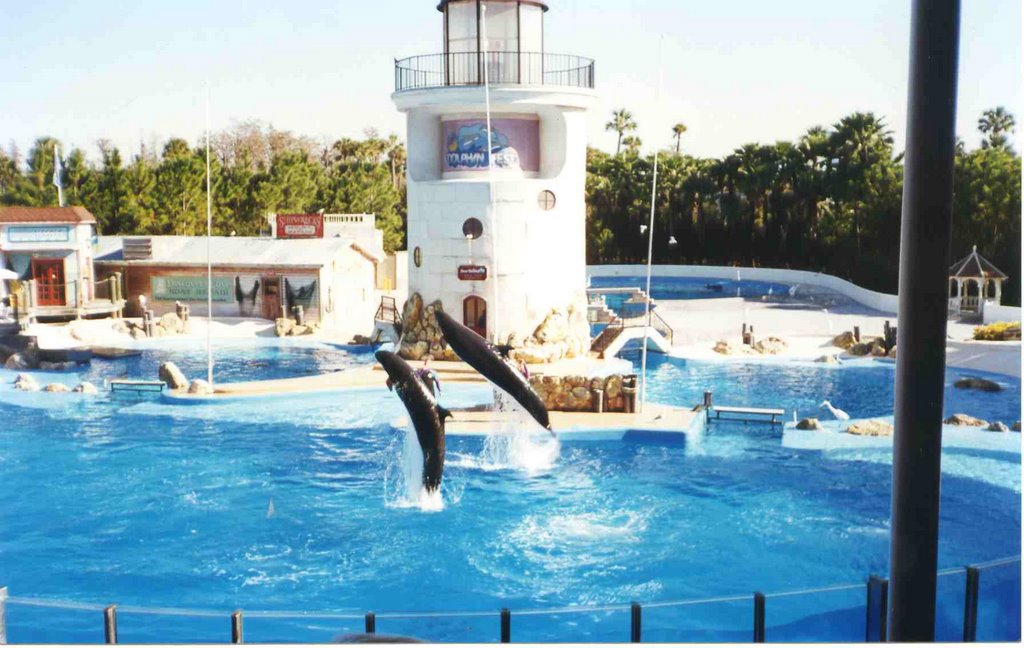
(393, 1), (596, 359)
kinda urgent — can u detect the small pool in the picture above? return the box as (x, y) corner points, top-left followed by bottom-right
(588, 275), (867, 313)
(0, 343), (1019, 642)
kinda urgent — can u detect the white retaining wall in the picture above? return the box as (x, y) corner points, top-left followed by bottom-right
(983, 302), (1023, 324)
(587, 265), (900, 314)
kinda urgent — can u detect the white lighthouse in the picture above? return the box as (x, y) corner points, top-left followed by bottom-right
(392, 0), (595, 362)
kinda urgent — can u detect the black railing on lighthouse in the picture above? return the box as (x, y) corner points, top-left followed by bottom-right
(394, 51), (595, 92)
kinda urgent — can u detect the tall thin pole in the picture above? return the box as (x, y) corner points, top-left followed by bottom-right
(639, 37), (664, 413)
(888, 0), (960, 640)
(205, 84), (214, 388)
(482, 2), (500, 343)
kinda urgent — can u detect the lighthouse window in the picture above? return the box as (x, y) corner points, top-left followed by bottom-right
(538, 190), (556, 211)
(413, 246), (422, 267)
(462, 218), (484, 240)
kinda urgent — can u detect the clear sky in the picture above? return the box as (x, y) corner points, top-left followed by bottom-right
(1, 0), (1020, 163)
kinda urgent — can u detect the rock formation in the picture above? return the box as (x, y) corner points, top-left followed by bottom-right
(796, 417), (821, 430)
(943, 413), (988, 427)
(158, 362), (189, 390)
(953, 377), (1003, 392)
(14, 374), (39, 392)
(986, 421), (1009, 433)
(396, 292), (591, 365)
(831, 331), (856, 350)
(846, 419), (893, 436)
(753, 336), (788, 355)
(529, 373), (638, 413)
(188, 379), (213, 395)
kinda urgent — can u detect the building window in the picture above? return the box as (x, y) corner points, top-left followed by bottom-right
(413, 246), (422, 267)
(538, 190), (556, 210)
(462, 218), (484, 240)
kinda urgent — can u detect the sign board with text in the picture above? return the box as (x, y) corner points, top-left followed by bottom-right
(276, 213), (324, 239)
(151, 276), (234, 302)
(442, 116), (539, 173)
(7, 226), (72, 244)
(458, 265), (488, 281)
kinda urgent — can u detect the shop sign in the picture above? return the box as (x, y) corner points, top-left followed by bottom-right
(458, 265), (488, 281)
(151, 275), (234, 302)
(442, 117), (539, 173)
(276, 213), (324, 239)
(7, 225), (71, 243)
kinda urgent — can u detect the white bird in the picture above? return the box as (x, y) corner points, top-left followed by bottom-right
(819, 400), (850, 421)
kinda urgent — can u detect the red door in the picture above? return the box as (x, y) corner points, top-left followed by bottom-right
(262, 276), (281, 320)
(463, 295), (487, 338)
(32, 259), (65, 306)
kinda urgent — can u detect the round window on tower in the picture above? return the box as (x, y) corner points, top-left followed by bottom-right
(413, 246), (422, 267)
(462, 218), (484, 240)
(538, 190), (556, 211)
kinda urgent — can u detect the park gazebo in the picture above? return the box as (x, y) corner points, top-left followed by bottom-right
(948, 245), (1007, 315)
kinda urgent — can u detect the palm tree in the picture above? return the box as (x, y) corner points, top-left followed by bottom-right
(605, 108), (637, 156)
(621, 135), (642, 156)
(672, 123), (688, 155)
(978, 107), (1015, 149)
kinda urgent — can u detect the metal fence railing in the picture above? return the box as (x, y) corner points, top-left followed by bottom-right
(395, 51), (595, 92)
(1, 556), (1017, 643)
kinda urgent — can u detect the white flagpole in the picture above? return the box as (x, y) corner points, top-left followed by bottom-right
(482, 2), (500, 344)
(52, 144), (63, 207)
(640, 36), (665, 413)
(205, 84), (214, 388)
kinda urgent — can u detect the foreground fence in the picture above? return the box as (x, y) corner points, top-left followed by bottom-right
(0, 556), (1018, 643)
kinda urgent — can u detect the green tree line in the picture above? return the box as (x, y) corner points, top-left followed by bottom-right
(1, 108), (1018, 304)
(0, 121), (408, 253)
(591, 107), (1020, 305)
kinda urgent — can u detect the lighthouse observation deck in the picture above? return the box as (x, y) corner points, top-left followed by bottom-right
(394, 51), (595, 92)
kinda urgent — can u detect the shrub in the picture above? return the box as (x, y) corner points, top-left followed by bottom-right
(973, 321), (1022, 341)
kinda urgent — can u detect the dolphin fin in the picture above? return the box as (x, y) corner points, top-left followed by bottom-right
(438, 405), (454, 422)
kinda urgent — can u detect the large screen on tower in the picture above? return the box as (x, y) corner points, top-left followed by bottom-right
(441, 115), (539, 173)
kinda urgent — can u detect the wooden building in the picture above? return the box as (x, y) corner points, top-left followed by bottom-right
(0, 206), (124, 322)
(95, 235), (392, 340)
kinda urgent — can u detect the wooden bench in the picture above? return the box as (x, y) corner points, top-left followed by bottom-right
(711, 405), (786, 424)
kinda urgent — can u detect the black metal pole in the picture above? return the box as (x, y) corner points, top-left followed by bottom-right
(630, 602), (641, 643)
(889, 0), (961, 641)
(962, 566), (980, 642)
(500, 608), (511, 643)
(364, 612), (376, 634)
(752, 592), (765, 643)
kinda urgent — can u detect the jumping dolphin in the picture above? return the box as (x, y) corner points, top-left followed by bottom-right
(376, 350), (452, 492)
(434, 310), (552, 434)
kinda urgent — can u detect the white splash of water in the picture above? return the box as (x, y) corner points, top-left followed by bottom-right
(824, 308), (834, 335)
(477, 390), (560, 475)
(382, 427), (446, 512)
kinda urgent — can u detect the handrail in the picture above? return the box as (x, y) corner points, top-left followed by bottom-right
(395, 51), (595, 92)
(374, 295), (401, 324)
(2, 556), (1018, 642)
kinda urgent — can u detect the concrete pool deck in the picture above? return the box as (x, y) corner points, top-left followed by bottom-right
(200, 356), (633, 397)
(445, 402), (700, 437)
(653, 296), (1021, 378)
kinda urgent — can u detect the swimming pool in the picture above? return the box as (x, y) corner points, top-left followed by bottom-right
(0, 344), (1019, 642)
(588, 275), (868, 313)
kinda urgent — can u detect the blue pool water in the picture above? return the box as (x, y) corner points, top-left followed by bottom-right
(588, 275), (867, 314)
(0, 343), (1019, 643)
